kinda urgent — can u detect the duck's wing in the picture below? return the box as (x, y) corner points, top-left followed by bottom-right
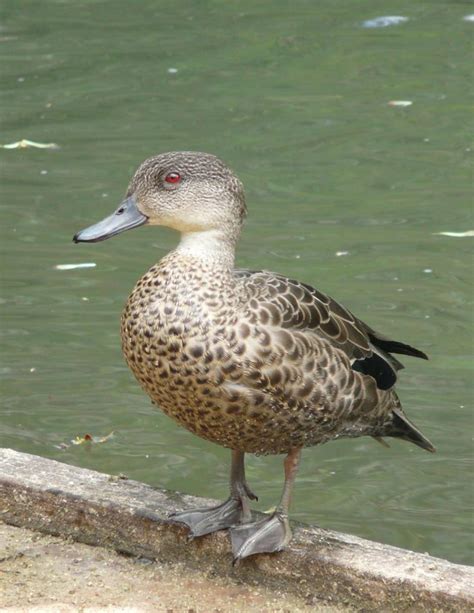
(234, 269), (427, 391)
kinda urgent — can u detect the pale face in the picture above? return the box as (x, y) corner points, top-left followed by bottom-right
(73, 151), (246, 244)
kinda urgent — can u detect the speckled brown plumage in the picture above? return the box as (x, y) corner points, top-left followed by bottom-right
(75, 150), (435, 560)
(121, 254), (406, 455)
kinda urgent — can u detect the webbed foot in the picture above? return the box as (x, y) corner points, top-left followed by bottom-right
(169, 497), (247, 539)
(230, 512), (292, 563)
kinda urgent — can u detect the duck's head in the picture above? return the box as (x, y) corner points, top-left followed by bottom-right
(73, 151), (246, 244)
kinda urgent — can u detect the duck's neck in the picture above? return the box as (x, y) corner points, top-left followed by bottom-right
(174, 229), (237, 269)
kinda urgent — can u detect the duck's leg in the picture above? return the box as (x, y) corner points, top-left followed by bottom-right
(169, 450), (257, 539)
(230, 447), (302, 562)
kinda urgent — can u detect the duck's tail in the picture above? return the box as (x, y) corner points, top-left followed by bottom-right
(384, 407), (436, 452)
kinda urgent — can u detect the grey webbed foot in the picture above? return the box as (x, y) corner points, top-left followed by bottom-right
(230, 512), (292, 563)
(170, 450), (259, 540)
(169, 497), (245, 539)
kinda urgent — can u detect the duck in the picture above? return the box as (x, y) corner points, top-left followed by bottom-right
(73, 151), (435, 562)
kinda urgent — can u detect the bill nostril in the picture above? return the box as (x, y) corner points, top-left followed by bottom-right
(117, 207), (125, 215)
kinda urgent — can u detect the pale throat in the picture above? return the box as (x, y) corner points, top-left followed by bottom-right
(176, 228), (237, 268)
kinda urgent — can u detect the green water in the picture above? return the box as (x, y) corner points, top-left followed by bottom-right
(1, 1), (472, 566)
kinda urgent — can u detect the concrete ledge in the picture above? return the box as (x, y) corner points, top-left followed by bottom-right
(0, 448), (472, 611)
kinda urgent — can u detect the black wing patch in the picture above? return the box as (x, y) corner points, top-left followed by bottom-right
(352, 353), (397, 390)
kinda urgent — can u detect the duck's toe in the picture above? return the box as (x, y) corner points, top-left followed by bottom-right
(169, 497), (247, 539)
(230, 512), (291, 563)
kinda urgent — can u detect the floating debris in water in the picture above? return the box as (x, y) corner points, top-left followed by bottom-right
(388, 100), (413, 107)
(335, 251), (350, 257)
(434, 231), (474, 237)
(167, 67), (178, 74)
(71, 432), (115, 445)
(463, 15), (474, 22)
(2, 139), (60, 150)
(423, 269), (432, 274)
(362, 16), (409, 28)
(269, 251), (302, 260)
(54, 431), (116, 450)
(55, 262), (97, 270)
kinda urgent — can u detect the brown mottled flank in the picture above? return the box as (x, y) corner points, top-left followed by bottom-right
(122, 258), (387, 454)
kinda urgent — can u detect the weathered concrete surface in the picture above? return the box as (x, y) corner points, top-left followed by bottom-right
(0, 523), (325, 611)
(0, 448), (472, 612)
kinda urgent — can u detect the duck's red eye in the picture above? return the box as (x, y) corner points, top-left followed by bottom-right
(165, 172), (181, 184)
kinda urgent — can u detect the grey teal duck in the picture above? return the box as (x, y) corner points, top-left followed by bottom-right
(74, 151), (435, 562)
